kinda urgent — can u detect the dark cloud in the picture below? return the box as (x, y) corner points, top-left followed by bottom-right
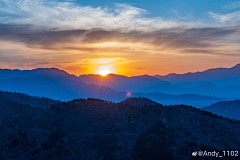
(180, 49), (240, 56)
(0, 24), (239, 55)
(0, 24), (87, 49)
(83, 27), (238, 48)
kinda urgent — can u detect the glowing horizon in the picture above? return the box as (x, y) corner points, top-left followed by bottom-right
(0, 0), (240, 76)
(99, 68), (111, 76)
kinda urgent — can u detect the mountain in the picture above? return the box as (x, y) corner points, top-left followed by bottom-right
(1, 67), (239, 103)
(203, 100), (240, 120)
(184, 82), (240, 98)
(79, 74), (182, 94)
(186, 82), (221, 96)
(79, 74), (240, 98)
(0, 68), (66, 79)
(129, 91), (220, 101)
(1, 95), (240, 159)
(0, 68), (225, 104)
(0, 68), (119, 101)
(0, 90), (59, 109)
(155, 63), (240, 88)
(120, 93), (222, 108)
(0, 91), (59, 119)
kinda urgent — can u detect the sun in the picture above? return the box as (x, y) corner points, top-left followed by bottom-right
(97, 66), (113, 76)
(99, 69), (110, 76)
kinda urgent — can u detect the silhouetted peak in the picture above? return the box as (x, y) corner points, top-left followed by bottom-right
(106, 73), (117, 76)
(104, 74), (128, 78)
(33, 67), (62, 71)
(141, 74), (151, 77)
(34, 68), (70, 76)
(135, 75), (151, 78)
(133, 75), (162, 80)
(199, 82), (218, 88)
(168, 73), (178, 76)
(156, 63), (240, 78)
(232, 63), (240, 69)
(120, 97), (158, 106)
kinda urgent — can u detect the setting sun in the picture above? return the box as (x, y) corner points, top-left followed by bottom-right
(99, 69), (110, 76)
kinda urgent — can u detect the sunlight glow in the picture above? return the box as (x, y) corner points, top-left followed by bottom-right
(97, 66), (113, 76)
(95, 42), (118, 46)
(99, 69), (111, 76)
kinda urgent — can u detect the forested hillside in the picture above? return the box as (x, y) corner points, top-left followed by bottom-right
(0, 94), (239, 159)
(0, 90), (59, 108)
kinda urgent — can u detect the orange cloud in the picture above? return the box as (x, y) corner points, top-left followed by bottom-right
(0, 25), (240, 76)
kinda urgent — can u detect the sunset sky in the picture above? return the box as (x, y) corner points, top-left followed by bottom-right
(0, 0), (240, 76)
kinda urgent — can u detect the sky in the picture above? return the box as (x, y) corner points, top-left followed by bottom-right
(0, 0), (240, 76)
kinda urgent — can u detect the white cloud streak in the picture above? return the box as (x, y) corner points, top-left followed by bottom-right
(208, 10), (240, 23)
(225, 1), (240, 9)
(0, 0), (186, 30)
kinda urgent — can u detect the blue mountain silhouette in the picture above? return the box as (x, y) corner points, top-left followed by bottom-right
(0, 68), (223, 103)
(155, 63), (240, 88)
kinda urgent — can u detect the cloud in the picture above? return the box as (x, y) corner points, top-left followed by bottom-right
(90, 57), (127, 65)
(209, 10), (240, 23)
(0, 0), (185, 30)
(225, 1), (240, 9)
(180, 49), (240, 57)
(0, 24), (238, 56)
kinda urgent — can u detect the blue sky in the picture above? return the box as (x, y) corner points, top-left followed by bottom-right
(1, 0), (240, 28)
(2, 0), (240, 25)
(0, 0), (240, 76)
(71, 0), (239, 16)
(69, 0), (240, 21)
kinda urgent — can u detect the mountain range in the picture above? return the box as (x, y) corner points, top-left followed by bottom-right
(1, 64), (240, 104)
(0, 68), (119, 101)
(80, 69), (240, 98)
(0, 68), (226, 105)
(155, 63), (240, 88)
(79, 74), (181, 93)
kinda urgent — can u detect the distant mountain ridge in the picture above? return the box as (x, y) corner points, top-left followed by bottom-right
(80, 73), (240, 98)
(0, 68), (119, 101)
(79, 74), (182, 94)
(203, 99), (240, 120)
(0, 68), (71, 79)
(129, 92), (220, 101)
(155, 63), (240, 88)
(0, 67), (238, 104)
(185, 82), (240, 98)
(0, 68), (224, 106)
